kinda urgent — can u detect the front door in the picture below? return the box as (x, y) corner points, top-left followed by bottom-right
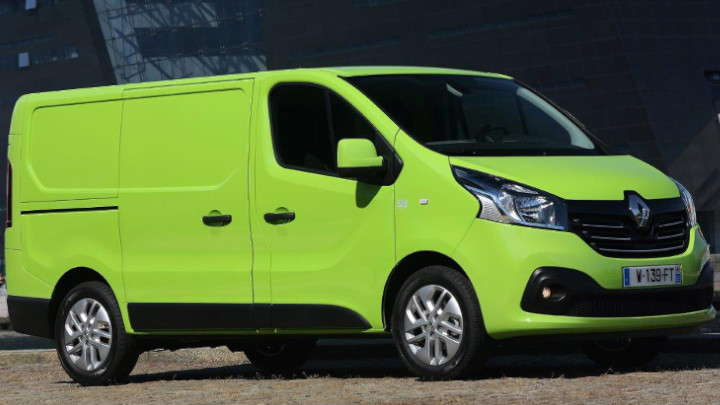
(252, 81), (396, 330)
(119, 81), (254, 330)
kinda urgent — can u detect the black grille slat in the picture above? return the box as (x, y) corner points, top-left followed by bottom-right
(568, 197), (689, 258)
(658, 219), (684, 228)
(565, 288), (713, 317)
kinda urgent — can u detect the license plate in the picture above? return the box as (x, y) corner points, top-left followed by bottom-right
(623, 265), (682, 288)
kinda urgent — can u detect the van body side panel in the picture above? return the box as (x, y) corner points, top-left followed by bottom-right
(392, 130), (478, 268)
(20, 101), (121, 202)
(250, 72), (397, 330)
(5, 248), (52, 298)
(19, 209), (125, 308)
(8, 95), (129, 331)
(118, 81), (254, 312)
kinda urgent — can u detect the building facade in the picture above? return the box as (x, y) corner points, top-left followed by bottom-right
(2, 0), (720, 250)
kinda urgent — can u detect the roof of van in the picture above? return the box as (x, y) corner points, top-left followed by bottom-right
(20, 66), (510, 97)
(315, 65), (511, 79)
(10, 66), (510, 127)
(9, 66), (511, 134)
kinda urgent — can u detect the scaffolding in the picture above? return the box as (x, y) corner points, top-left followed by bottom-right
(92, 0), (266, 84)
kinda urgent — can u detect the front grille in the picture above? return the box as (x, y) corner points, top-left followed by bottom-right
(565, 287), (713, 317)
(568, 197), (689, 258)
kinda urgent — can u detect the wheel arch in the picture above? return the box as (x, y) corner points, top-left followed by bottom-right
(47, 267), (110, 339)
(382, 251), (470, 331)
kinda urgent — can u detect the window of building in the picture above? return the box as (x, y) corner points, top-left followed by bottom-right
(0, 35), (53, 51)
(18, 52), (29, 68)
(0, 45), (78, 70)
(30, 44), (78, 65)
(269, 84), (377, 176)
(0, 0), (56, 16)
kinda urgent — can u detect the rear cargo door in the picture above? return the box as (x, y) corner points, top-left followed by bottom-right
(118, 80), (255, 331)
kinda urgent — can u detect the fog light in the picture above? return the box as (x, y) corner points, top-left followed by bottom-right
(542, 286), (552, 299)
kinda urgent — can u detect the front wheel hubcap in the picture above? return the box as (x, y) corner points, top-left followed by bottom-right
(403, 284), (463, 366)
(63, 298), (113, 371)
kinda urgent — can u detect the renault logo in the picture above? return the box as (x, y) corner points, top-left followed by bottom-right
(628, 194), (650, 228)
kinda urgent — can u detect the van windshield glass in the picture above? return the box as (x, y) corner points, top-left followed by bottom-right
(346, 74), (600, 156)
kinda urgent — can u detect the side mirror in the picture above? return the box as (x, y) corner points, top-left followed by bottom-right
(337, 138), (385, 181)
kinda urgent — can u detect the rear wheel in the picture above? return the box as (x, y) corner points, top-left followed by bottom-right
(243, 339), (316, 373)
(582, 337), (666, 368)
(392, 266), (489, 380)
(55, 281), (139, 386)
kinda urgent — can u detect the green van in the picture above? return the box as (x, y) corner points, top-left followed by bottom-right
(5, 67), (714, 384)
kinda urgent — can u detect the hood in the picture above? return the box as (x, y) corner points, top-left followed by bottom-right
(450, 155), (679, 201)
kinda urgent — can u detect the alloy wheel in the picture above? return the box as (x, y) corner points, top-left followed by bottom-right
(403, 284), (464, 366)
(62, 298), (113, 371)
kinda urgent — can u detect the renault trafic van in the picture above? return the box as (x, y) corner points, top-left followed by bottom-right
(6, 67), (714, 384)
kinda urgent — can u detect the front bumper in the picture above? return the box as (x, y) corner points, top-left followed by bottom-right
(453, 220), (716, 340)
(521, 262), (713, 318)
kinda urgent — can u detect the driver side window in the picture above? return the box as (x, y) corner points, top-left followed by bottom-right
(269, 84), (376, 176)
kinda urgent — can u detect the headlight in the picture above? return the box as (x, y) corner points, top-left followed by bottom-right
(453, 167), (568, 231)
(671, 178), (697, 227)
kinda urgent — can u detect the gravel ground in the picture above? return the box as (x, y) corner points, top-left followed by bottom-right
(3, 334), (720, 405)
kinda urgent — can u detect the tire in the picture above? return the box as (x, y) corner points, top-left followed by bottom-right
(54, 281), (139, 386)
(244, 339), (316, 373)
(392, 266), (489, 380)
(582, 336), (666, 369)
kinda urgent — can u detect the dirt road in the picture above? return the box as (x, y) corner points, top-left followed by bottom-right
(3, 334), (720, 404)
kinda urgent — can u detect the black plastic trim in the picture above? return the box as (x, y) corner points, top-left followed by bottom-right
(272, 304), (372, 329)
(253, 303), (273, 329)
(521, 262), (714, 317)
(21, 206), (118, 215)
(7, 296), (51, 338)
(129, 303), (255, 331)
(128, 303), (371, 331)
(494, 325), (703, 345)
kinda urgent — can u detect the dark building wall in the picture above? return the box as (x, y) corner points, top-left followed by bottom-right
(262, 0), (720, 249)
(0, 0), (108, 262)
(608, 1), (720, 246)
(262, 0), (665, 168)
(0, 0), (108, 135)
(90, 0), (265, 84)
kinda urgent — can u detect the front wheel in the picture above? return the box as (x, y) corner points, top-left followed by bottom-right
(243, 339), (316, 373)
(392, 266), (489, 380)
(582, 337), (666, 368)
(55, 281), (139, 386)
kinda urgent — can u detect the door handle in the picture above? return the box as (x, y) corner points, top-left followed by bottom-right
(264, 212), (296, 224)
(202, 214), (232, 226)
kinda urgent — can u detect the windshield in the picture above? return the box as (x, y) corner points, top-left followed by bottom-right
(346, 74), (600, 156)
